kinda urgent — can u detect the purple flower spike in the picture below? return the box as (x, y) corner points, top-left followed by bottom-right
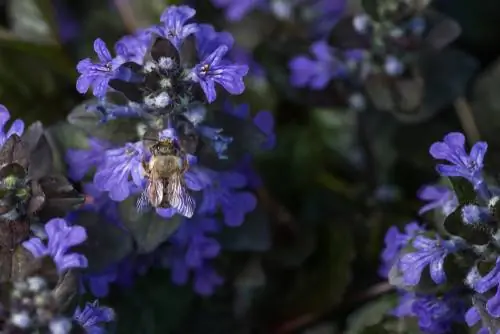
(155, 5), (198, 50)
(198, 171), (257, 226)
(66, 138), (110, 181)
(93, 142), (144, 202)
(429, 132), (487, 189)
(417, 184), (458, 216)
(22, 218), (88, 273)
(399, 236), (458, 286)
(192, 45), (249, 103)
(76, 38), (125, 98)
(0, 105), (24, 147)
(74, 300), (114, 334)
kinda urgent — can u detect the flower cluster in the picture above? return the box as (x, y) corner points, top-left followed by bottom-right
(0, 274), (113, 334)
(288, 0), (445, 114)
(381, 132), (500, 333)
(69, 5), (274, 296)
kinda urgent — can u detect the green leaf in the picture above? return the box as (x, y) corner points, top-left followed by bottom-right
(345, 294), (398, 334)
(447, 177), (477, 205)
(8, 0), (58, 43)
(217, 204), (271, 252)
(443, 205), (492, 245)
(366, 49), (479, 124)
(274, 222), (355, 319)
(106, 268), (195, 334)
(118, 196), (183, 253)
(72, 210), (134, 274)
(67, 101), (141, 145)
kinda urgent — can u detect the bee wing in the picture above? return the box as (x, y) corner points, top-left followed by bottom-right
(136, 189), (152, 213)
(167, 173), (195, 218)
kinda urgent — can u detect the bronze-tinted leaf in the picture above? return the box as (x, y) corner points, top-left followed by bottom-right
(0, 135), (29, 169)
(52, 269), (79, 312)
(27, 179), (46, 216)
(10, 245), (35, 282)
(37, 175), (85, 220)
(27, 130), (53, 180)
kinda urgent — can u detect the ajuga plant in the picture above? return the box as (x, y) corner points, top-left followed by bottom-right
(57, 3), (274, 301)
(288, 0), (474, 124)
(380, 131), (500, 333)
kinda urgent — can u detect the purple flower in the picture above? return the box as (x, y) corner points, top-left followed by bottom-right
(83, 265), (118, 298)
(73, 300), (114, 334)
(429, 132), (487, 189)
(461, 204), (491, 225)
(195, 24), (234, 60)
(173, 216), (221, 268)
(22, 218), (88, 273)
(115, 30), (152, 65)
(154, 5), (198, 51)
(93, 142), (144, 202)
(0, 105), (24, 147)
(192, 45), (249, 103)
(417, 184), (458, 216)
(66, 138), (110, 181)
(399, 235), (459, 286)
(467, 259), (500, 318)
(197, 125), (233, 159)
(411, 294), (465, 334)
(379, 222), (422, 277)
(253, 110), (276, 150)
(289, 41), (344, 89)
(465, 304), (492, 334)
(305, 0), (346, 37)
(198, 171), (257, 226)
(193, 263), (224, 296)
(210, 0), (266, 21)
(76, 38), (126, 97)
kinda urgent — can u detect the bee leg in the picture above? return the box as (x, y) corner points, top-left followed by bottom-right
(142, 160), (151, 176)
(181, 156), (190, 174)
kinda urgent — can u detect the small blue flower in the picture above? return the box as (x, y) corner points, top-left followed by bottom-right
(22, 218), (88, 273)
(192, 45), (249, 103)
(289, 41), (343, 89)
(461, 204), (491, 225)
(465, 304), (493, 334)
(429, 132), (487, 189)
(82, 265), (118, 298)
(417, 184), (458, 216)
(115, 29), (152, 65)
(197, 125), (233, 159)
(468, 259), (500, 318)
(86, 98), (143, 122)
(379, 222), (422, 277)
(66, 138), (110, 181)
(198, 171), (257, 226)
(154, 5), (198, 51)
(76, 38), (126, 97)
(0, 105), (24, 147)
(253, 110), (276, 150)
(195, 24), (234, 60)
(73, 300), (114, 334)
(93, 142), (144, 202)
(411, 294), (465, 334)
(399, 235), (459, 286)
(193, 263), (224, 296)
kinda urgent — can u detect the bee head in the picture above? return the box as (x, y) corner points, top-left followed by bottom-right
(152, 139), (179, 156)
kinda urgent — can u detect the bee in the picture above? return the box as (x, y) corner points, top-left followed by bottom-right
(137, 138), (196, 218)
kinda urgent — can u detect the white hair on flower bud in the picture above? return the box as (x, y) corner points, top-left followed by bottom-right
(353, 14), (371, 34)
(11, 311), (31, 328)
(158, 57), (175, 70)
(27, 276), (46, 292)
(143, 61), (157, 73)
(489, 196), (500, 209)
(49, 317), (73, 334)
(159, 78), (172, 89)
